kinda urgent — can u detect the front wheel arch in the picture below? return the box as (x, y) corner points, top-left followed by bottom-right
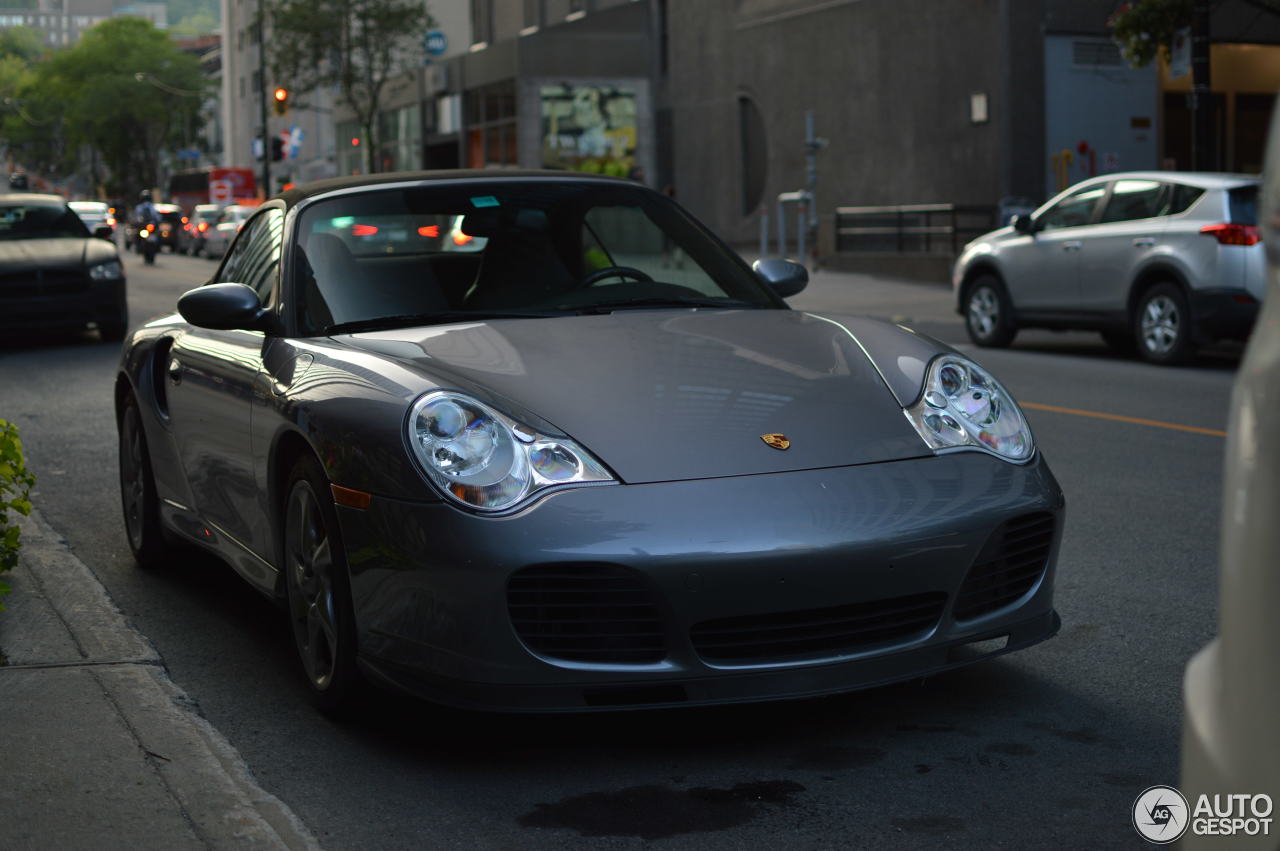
(269, 429), (322, 598)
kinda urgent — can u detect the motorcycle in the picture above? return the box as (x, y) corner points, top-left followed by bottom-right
(136, 224), (158, 265)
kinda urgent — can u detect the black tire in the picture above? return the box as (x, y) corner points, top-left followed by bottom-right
(1133, 282), (1195, 365)
(1100, 329), (1134, 356)
(118, 393), (172, 569)
(963, 275), (1018, 348)
(283, 455), (363, 717)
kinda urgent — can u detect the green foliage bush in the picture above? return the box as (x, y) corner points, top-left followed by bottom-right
(0, 418), (35, 611)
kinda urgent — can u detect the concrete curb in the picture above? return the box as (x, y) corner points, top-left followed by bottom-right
(0, 509), (321, 851)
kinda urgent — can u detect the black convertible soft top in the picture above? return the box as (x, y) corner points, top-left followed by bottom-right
(277, 169), (636, 208)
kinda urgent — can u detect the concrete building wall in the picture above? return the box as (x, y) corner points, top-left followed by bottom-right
(668, 0), (1017, 248)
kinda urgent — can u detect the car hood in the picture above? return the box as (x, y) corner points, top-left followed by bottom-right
(338, 309), (935, 484)
(0, 237), (107, 270)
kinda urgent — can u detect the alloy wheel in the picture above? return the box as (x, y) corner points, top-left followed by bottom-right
(969, 287), (999, 338)
(120, 405), (147, 551)
(286, 483), (339, 690)
(1140, 294), (1181, 356)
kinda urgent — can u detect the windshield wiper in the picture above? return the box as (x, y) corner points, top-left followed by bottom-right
(571, 296), (762, 314)
(325, 310), (561, 334)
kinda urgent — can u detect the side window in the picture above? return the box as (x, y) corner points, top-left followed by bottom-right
(1168, 184), (1206, 216)
(1098, 179), (1167, 223)
(1037, 185), (1107, 231)
(216, 208), (284, 305)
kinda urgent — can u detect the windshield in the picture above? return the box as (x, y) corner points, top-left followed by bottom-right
(293, 179), (781, 334)
(0, 203), (90, 240)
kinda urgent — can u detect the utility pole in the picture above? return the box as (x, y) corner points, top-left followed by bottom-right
(257, 0), (271, 197)
(803, 110), (827, 266)
(1190, 0), (1212, 171)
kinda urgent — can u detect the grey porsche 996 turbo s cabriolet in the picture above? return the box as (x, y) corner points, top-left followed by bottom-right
(116, 170), (1064, 716)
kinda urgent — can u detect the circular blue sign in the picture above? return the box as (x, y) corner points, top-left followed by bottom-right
(423, 30), (447, 56)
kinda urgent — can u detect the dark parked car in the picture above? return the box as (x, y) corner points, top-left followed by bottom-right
(0, 193), (127, 340)
(116, 171), (1064, 715)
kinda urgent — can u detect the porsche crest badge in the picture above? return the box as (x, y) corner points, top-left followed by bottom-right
(760, 433), (791, 451)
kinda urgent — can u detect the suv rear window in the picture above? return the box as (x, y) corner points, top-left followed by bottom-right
(1229, 186), (1258, 225)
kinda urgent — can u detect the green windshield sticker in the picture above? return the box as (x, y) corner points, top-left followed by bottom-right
(470, 195), (500, 208)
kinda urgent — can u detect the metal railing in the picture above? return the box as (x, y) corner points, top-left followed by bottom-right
(834, 203), (998, 254)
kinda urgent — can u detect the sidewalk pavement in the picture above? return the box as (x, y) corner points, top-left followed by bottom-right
(734, 250), (964, 336)
(0, 261), (958, 851)
(0, 508), (320, 851)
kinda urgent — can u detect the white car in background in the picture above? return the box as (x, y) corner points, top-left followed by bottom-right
(68, 200), (116, 239)
(200, 204), (256, 261)
(188, 203), (223, 257)
(953, 172), (1262, 364)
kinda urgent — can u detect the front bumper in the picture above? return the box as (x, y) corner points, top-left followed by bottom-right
(340, 451), (1065, 711)
(0, 276), (126, 332)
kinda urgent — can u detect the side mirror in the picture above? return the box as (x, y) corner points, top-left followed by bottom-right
(178, 283), (277, 333)
(1012, 214), (1036, 235)
(752, 258), (809, 298)
(93, 224), (114, 240)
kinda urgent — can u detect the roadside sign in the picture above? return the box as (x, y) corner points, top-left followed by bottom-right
(209, 179), (232, 203)
(423, 29), (447, 56)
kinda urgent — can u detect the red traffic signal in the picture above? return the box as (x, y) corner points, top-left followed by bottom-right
(272, 87), (289, 116)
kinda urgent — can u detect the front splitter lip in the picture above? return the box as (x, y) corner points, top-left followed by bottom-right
(358, 609), (1061, 713)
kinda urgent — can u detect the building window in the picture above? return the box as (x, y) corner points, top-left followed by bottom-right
(523, 0), (542, 29)
(471, 0), (493, 46)
(377, 104), (422, 172)
(465, 80), (518, 167)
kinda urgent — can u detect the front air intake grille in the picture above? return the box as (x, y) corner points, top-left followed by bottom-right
(690, 592), (947, 665)
(953, 512), (1055, 621)
(0, 268), (90, 298)
(507, 564), (667, 664)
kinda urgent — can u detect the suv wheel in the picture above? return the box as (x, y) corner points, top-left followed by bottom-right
(964, 275), (1017, 348)
(1134, 283), (1195, 365)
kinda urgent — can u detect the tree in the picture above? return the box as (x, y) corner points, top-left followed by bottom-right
(269, 0), (432, 173)
(1108, 0), (1194, 67)
(1109, 0), (1280, 66)
(6, 17), (206, 198)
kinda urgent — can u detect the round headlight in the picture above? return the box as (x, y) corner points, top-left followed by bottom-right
(407, 391), (613, 511)
(904, 355), (1034, 462)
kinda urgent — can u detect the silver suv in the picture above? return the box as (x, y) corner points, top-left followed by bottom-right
(953, 172), (1263, 364)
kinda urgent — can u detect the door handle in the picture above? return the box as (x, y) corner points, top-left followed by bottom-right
(1062, 241), (1082, 251)
(1133, 237), (1155, 247)
(168, 357), (183, 385)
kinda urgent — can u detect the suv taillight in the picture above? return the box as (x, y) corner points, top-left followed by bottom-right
(1200, 223), (1261, 246)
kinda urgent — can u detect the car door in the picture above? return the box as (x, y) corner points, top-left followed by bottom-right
(1077, 179), (1170, 314)
(166, 207), (285, 560)
(1002, 182), (1108, 312)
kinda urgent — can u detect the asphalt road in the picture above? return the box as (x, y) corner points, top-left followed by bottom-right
(0, 249), (1239, 849)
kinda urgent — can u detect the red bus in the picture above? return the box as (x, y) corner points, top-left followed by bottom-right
(168, 167), (257, 215)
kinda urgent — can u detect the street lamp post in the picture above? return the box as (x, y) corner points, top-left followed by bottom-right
(257, 0), (271, 198)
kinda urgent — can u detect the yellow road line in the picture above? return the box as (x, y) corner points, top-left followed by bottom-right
(1021, 401), (1227, 438)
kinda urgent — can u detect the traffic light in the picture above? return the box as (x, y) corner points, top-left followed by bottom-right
(272, 87), (288, 116)
(271, 136), (284, 162)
